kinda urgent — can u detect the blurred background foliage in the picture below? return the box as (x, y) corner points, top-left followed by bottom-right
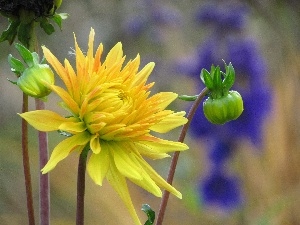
(1, 0), (300, 224)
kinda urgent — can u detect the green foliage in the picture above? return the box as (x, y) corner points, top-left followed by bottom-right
(0, 2), (68, 47)
(200, 62), (235, 99)
(8, 43), (55, 100)
(141, 204), (155, 225)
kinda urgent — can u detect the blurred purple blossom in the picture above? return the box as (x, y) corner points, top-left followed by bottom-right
(200, 169), (242, 209)
(209, 139), (235, 166)
(122, 1), (182, 39)
(195, 3), (248, 31)
(175, 1), (272, 211)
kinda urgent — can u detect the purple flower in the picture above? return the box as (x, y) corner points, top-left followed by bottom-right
(195, 3), (248, 31)
(122, 1), (182, 39)
(209, 139), (235, 166)
(200, 169), (242, 209)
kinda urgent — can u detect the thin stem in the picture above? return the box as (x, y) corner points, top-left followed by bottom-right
(27, 19), (50, 225)
(35, 100), (50, 225)
(155, 87), (209, 225)
(22, 93), (36, 225)
(76, 146), (90, 225)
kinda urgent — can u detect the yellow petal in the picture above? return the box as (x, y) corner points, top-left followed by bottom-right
(19, 110), (68, 131)
(59, 121), (86, 133)
(150, 111), (188, 133)
(50, 85), (80, 115)
(42, 46), (71, 89)
(89, 134), (101, 154)
(132, 62), (154, 87)
(87, 145), (109, 185)
(103, 42), (123, 69)
(41, 132), (90, 174)
(135, 155), (182, 199)
(134, 142), (170, 159)
(107, 161), (142, 225)
(148, 92), (178, 111)
(126, 152), (162, 197)
(111, 142), (143, 180)
(139, 136), (189, 153)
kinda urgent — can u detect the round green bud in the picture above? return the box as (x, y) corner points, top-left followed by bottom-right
(17, 64), (54, 99)
(203, 90), (244, 125)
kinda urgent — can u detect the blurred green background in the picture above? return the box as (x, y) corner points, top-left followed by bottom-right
(1, 0), (300, 224)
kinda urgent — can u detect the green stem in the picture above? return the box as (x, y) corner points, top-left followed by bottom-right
(155, 87), (209, 225)
(22, 93), (36, 225)
(76, 145), (90, 225)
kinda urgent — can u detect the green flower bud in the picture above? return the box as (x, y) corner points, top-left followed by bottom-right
(203, 90), (244, 125)
(17, 64), (54, 100)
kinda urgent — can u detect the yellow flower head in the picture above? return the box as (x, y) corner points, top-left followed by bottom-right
(20, 28), (188, 225)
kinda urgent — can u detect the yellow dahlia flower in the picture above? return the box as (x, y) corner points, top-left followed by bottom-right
(20, 28), (188, 225)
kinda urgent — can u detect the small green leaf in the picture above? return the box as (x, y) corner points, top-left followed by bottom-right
(0, 19), (20, 44)
(222, 62), (235, 91)
(58, 130), (73, 137)
(178, 95), (198, 101)
(40, 19), (55, 35)
(142, 204), (155, 225)
(58, 13), (69, 20)
(7, 78), (18, 85)
(32, 52), (40, 65)
(200, 69), (214, 90)
(14, 43), (34, 67)
(8, 54), (26, 75)
(52, 14), (63, 29)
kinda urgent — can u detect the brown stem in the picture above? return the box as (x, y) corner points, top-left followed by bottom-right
(76, 146), (89, 225)
(155, 88), (209, 225)
(35, 99), (50, 225)
(22, 93), (36, 225)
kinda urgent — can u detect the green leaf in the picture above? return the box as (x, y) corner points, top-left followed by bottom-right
(7, 78), (18, 85)
(32, 52), (40, 64)
(200, 68), (214, 89)
(40, 19), (55, 35)
(142, 204), (155, 225)
(58, 13), (69, 20)
(8, 54), (26, 75)
(14, 43), (34, 67)
(52, 14), (63, 30)
(178, 95), (198, 101)
(222, 62), (235, 91)
(0, 19), (20, 45)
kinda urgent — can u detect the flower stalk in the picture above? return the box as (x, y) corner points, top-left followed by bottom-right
(36, 99), (50, 225)
(76, 145), (90, 225)
(21, 93), (35, 225)
(155, 87), (209, 225)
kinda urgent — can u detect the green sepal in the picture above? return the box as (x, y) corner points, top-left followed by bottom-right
(52, 13), (69, 30)
(8, 54), (26, 75)
(200, 68), (214, 90)
(7, 78), (18, 85)
(32, 52), (40, 65)
(178, 94), (198, 101)
(40, 18), (55, 35)
(14, 43), (34, 67)
(222, 62), (235, 92)
(0, 19), (20, 45)
(40, 57), (47, 64)
(58, 130), (73, 137)
(212, 66), (222, 93)
(142, 204), (155, 225)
